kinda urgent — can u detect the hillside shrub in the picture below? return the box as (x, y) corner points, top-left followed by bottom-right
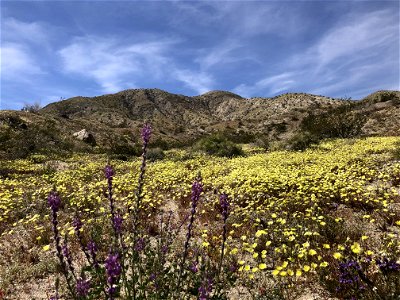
(195, 134), (244, 157)
(301, 103), (366, 140)
(0, 116), (75, 159)
(147, 147), (165, 161)
(21, 102), (41, 113)
(284, 132), (319, 151)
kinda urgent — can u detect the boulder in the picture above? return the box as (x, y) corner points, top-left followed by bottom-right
(73, 129), (96, 146)
(73, 129), (90, 140)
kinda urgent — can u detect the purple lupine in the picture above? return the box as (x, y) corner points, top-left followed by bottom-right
(112, 213), (123, 235)
(47, 191), (74, 295)
(105, 164), (119, 243)
(336, 259), (373, 295)
(376, 257), (400, 274)
(73, 215), (83, 232)
(76, 277), (91, 297)
(198, 278), (213, 300)
(189, 262), (198, 273)
(219, 193), (230, 276)
(48, 191), (61, 212)
(219, 193), (230, 220)
(134, 237), (145, 252)
(73, 215), (91, 263)
(176, 178), (203, 292)
(141, 123), (151, 145)
(131, 123), (152, 216)
(185, 180), (203, 249)
(161, 245), (169, 255)
(87, 240), (99, 269)
(105, 252), (122, 299)
(104, 165), (114, 180)
(62, 239), (75, 278)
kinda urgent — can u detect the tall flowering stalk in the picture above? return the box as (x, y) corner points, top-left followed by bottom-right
(218, 193), (230, 276)
(105, 252), (122, 300)
(132, 123), (151, 218)
(48, 191), (75, 298)
(176, 176), (203, 293)
(105, 164), (119, 243)
(198, 277), (213, 300)
(73, 215), (91, 264)
(62, 236), (76, 280)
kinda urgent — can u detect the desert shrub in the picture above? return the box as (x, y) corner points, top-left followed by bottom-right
(0, 118), (75, 159)
(301, 103), (366, 140)
(107, 134), (141, 157)
(222, 129), (255, 144)
(392, 141), (400, 161)
(254, 136), (270, 151)
(195, 134), (244, 157)
(21, 102), (41, 113)
(150, 137), (170, 150)
(284, 132), (319, 151)
(147, 147), (165, 161)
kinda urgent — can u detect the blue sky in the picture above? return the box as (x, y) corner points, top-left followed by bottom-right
(1, 1), (399, 110)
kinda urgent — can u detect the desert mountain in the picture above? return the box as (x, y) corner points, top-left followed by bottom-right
(1, 89), (399, 159)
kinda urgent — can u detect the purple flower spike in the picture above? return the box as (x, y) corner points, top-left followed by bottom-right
(189, 262), (198, 273)
(134, 237), (145, 252)
(219, 193), (230, 219)
(141, 123), (152, 144)
(104, 165), (114, 180)
(105, 252), (121, 280)
(105, 252), (121, 298)
(191, 181), (203, 207)
(76, 278), (91, 297)
(376, 257), (400, 273)
(87, 240), (97, 254)
(72, 216), (83, 232)
(198, 278), (213, 300)
(48, 191), (61, 212)
(112, 213), (123, 234)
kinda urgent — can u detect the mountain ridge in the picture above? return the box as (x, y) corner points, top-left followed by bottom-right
(1, 89), (399, 159)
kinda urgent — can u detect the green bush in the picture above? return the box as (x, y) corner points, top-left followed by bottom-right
(301, 103), (366, 140)
(195, 134), (244, 157)
(147, 147), (165, 161)
(284, 132), (319, 151)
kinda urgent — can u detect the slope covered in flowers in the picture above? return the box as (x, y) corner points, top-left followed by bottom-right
(0, 137), (400, 299)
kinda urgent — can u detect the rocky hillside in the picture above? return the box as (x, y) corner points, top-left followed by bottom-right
(0, 89), (399, 158)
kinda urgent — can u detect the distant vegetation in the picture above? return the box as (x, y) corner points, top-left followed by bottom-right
(194, 134), (244, 157)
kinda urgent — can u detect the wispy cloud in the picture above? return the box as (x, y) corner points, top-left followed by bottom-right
(173, 69), (214, 94)
(1, 43), (44, 80)
(309, 9), (398, 70)
(58, 36), (177, 93)
(236, 8), (399, 98)
(234, 72), (297, 97)
(2, 18), (50, 45)
(58, 35), (214, 94)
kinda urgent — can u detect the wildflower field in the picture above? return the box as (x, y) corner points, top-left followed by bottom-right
(0, 133), (400, 299)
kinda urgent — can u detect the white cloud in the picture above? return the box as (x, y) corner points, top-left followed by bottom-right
(2, 18), (49, 45)
(170, 2), (305, 38)
(1, 43), (44, 80)
(173, 69), (214, 94)
(58, 37), (177, 93)
(314, 10), (397, 68)
(240, 8), (400, 98)
(234, 72), (297, 97)
(58, 36), (214, 94)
